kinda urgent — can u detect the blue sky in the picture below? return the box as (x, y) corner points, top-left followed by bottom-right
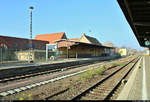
(0, 0), (145, 51)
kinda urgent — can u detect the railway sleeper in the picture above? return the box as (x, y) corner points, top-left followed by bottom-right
(88, 92), (109, 97)
(82, 94), (105, 100)
(94, 87), (112, 91)
(92, 90), (111, 94)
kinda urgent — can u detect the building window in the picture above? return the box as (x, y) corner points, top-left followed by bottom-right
(0, 43), (8, 50)
(90, 49), (94, 52)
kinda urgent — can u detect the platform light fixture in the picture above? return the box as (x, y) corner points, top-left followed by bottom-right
(145, 40), (150, 46)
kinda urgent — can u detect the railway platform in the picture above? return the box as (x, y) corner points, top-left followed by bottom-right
(0, 56), (117, 71)
(117, 55), (150, 100)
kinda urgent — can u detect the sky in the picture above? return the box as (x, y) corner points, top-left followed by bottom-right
(0, 0), (145, 51)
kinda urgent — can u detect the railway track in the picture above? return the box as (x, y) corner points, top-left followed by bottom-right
(0, 56), (129, 83)
(0, 61), (108, 83)
(71, 56), (140, 100)
(0, 56), (135, 98)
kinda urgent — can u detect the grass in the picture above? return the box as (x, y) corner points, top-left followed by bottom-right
(79, 69), (94, 81)
(120, 63), (126, 66)
(79, 65), (107, 82)
(111, 63), (120, 67)
(16, 93), (33, 100)
(94, 65), (106, 75)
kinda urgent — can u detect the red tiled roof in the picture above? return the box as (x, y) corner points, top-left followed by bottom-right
(35, 32), (67, 44)
(69, 38), (80, 41)
(57, 40), (76, 48)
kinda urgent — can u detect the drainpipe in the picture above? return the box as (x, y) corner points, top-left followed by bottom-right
(46, 44), (48, 61)
(76, 46), (78, 59)
(1, 48), (2, 64)
(67, 47), (68, 59)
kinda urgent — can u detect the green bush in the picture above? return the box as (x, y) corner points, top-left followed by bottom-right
(79, 69), (94, 81)
(79, 65), (107, 81)
(99, 65), (106, 75)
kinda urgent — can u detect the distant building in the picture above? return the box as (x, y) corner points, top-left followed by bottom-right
(128, 49), (137, 55)
(118, 47), (127, 56)
(144, 48), (150, 56)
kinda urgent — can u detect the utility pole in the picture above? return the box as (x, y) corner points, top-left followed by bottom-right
(29, 6), (34, 63)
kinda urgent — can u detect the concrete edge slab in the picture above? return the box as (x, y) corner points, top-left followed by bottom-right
(7, 90), (15, 94)
(14, 89), (21, 92)
(20, 87), (27, 90)
(0, 92), (9, 96)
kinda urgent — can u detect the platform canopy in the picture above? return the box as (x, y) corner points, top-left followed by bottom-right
(117, 0), (150, 48)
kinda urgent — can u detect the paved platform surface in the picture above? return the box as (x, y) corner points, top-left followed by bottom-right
(0, 56), (115, 70)
(117, 56), (150, 100)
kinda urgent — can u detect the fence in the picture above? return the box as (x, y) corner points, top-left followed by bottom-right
(0, 48), (57, 64)
(0, 48), (18, 63)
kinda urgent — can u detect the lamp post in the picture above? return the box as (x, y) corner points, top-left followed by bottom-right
(29, 6), (34, 63)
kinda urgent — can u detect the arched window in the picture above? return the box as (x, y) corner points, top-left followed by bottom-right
(0, 43), (8, 50)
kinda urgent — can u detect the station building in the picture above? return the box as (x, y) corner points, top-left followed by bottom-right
(0, 32), (115, 61)
(55, 34), (115, 58)
(35, 32), (115, 58)
(103, 41), (117, 56)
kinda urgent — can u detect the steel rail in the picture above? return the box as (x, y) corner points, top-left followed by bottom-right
(104, 57), (140, 100)
(0, 60), (108, 83)
(71, 56), (140, 100)
(0, 56), (129, 83)
(0, 57), (135, 98)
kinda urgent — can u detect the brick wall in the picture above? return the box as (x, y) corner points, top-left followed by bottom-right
(0, 35), (49, 50)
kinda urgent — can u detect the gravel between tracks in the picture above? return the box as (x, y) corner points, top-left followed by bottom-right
(1, 57), (135, 100)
